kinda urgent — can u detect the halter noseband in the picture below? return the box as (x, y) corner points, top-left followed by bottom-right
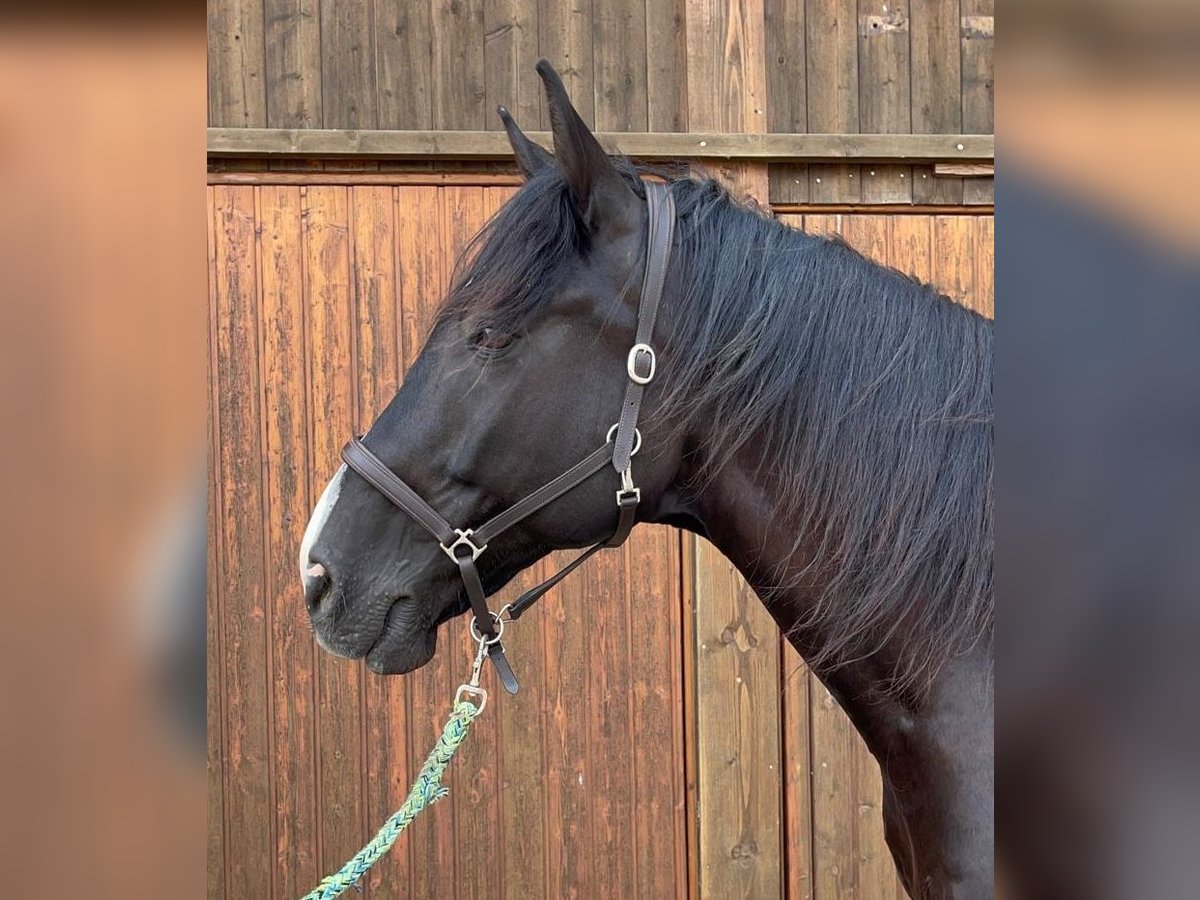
(340, 182), (676, 695)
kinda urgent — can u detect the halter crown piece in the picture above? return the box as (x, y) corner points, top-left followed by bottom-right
(341, 182), (675, 695)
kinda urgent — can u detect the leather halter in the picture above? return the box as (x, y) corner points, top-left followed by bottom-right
(341, 182), (675, 695)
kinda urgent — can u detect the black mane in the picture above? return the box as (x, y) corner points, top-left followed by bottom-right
(441, 166), (993, 693)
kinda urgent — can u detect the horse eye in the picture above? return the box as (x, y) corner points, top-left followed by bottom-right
(470, 326), (515, 354)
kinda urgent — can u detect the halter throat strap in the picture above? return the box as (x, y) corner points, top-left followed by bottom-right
(339, 182), (675, 695)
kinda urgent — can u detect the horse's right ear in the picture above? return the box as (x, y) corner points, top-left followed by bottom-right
(497, 106), (553, 180)
(535, 58), (639, 233)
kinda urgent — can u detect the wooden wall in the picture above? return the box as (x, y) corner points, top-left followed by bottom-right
(207, 176), (992, 899)
(206, 0), (993, 203)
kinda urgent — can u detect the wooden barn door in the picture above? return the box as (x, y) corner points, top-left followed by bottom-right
(208, 182), (688, 899)
(208, 177), (992, 900)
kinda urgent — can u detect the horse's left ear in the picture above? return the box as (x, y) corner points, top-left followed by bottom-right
(497, 106), (553, 180)
(536, 58), (640, 233)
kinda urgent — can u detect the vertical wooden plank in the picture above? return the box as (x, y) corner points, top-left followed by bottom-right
(767, 0), (807, 134)
(805, 0), (860, 201)
(485, 0), (543, 129)
(259, 185), (320, 898)
(857, 0), (912, 202)
(583, 542), (637, 898)
(911, 0), (962, 202)
(889, 214), (933, 283)
(960, 0), (993, 204)
(841, 214), (889, 266)
(537, 0), (595, 128)
(321, 0), (377, 128)
(809, 677), (899, 900)
(693, 540), (783, 899)
(212, 185), (272, 898)
(593, 0), (648, 130)
(629, 525), (688, 899)
(264, 0), (323, 128)
(305, 186), (368, 877)
(973, 215), (994, 317)
(394, 185), (459, 899)
(541, 548), (597, 898)
(208, 0), (267, 126)
(781, 644), (813, 900)
(432, 0), (486, 130)
(766, 0), (808, 204)
(206, 188), (228, 900)
(932, 215), (974, 309)
(646, 0), (689, 131)
(376, 0), (434, 129)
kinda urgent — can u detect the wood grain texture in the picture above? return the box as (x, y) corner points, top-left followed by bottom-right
(537, 0), (595, 128)
(212, 185), (273, 897)
(258, 185), (320, 896)
(806, 0), (860, 201)
(209, 0), (267, 126)
(858, 0), (912, 202)
(972, 215), (994, 317)
(646, 0), (689, 131)
(263, 0), (322, 127)
(594, 0), (649, 130)
(432, 0), (487, 130)
(911, 0), (963, 202)
(375, 0), (434, 129)
(766, 0), (809, 203)
(628, 525), (689, 898)
(960, 0), (993, 205)
(320, 0), (377, 129)
(780, 644), (814, 900)
(484, 0), (543, 129)
(693, 539), (783, 900)
(209, 127), (994, 160)
(206, 189), (228, 900)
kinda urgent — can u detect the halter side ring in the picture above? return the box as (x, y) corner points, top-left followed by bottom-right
(606, 423), (642, 456)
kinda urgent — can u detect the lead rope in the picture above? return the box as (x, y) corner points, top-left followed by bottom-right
(300, 627), (497, 900)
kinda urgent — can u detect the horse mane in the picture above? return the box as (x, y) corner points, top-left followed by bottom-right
(440, 165), (993, 695)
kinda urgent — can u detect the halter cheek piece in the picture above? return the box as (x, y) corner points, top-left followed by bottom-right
(340, 182), (676, 695)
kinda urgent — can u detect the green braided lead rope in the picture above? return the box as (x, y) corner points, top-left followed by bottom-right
(301, 699), (482, 900)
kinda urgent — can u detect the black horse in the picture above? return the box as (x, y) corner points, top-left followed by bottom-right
(299, 61), (993, 898)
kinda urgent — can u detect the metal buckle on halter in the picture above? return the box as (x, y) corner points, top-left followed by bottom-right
(441, 528), (487, 561)
(616, 466), (641, 505)
(627, 343), (656, 385)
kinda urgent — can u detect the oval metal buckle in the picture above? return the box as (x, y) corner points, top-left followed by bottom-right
(627, 343), (656, 385)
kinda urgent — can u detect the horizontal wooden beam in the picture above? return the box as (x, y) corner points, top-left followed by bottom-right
(934, 163), (995, 177)
(207, 128), (994, 163)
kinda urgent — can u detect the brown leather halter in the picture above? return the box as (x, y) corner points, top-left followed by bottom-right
(340, 182), (676, 695)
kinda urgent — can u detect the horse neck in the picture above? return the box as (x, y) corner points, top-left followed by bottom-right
(648, 202), (992, 706)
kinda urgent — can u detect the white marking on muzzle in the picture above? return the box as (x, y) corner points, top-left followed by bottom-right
(299, 464), (347, 580)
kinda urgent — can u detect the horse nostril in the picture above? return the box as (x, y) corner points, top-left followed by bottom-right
(304, 565), (333, 614)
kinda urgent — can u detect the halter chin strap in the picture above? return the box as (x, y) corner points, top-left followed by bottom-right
(340, 182), (676, 695)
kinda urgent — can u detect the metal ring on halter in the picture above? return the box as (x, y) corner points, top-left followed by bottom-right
(470, 612), (505, 645)
(606, 423), (642, 456)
